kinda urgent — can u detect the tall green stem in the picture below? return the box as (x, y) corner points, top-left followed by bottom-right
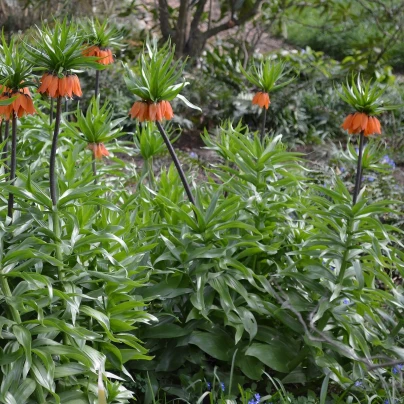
(2, 120), (9, 173)
(260, 107), (267, 143)
(95, 70), (100, 98)
(92, 154), (97, 184)
(352, 133), (365, 205)
(50, 98), (54, 124)
(50, 97), (62, 206)
(65, 98), (69, 119)
(155, 121), (195, 205)
(52, 209), (63, 280)
(7, 115), (17, 218)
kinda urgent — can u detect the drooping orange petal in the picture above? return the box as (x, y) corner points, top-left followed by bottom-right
(12, 93), (22, 112)
(65, 76), (74, 98)
(93, 144), (101, 159)
(48, 75), (59, 98)
(107, 49), (114, 64)
(374, 117), (381, 134)
(163, 101), (174, 120)
(138, 103), (149, 122)
(22, 87), (31, 96)
(99, 143), (109, 157)
(129, 101), (141, 118)
(25, 96), (36, 115)
(351, 112), (364, 132)
(360, 114), (368, 132)
(148, 103), (158, 121)
(342, 114), (354, 131)
(252, 93), (260, 105)
(58, 76), (67, 97)
(72, 75), (82, 97)
(38, 73), (53, 94)
(156, 102), (164, 121)
(260, 93), (270, 109)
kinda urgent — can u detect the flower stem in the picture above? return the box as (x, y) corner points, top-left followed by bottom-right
(65, 98), (69, 118)
(2, 120), (9, 173)
(352, 132), (365, 205)
(50, 97), (63, 206)
(92, 154), (97, 184)
(50, 98), (54, 124)
(52, 209), (63, 280)
(260, 107), (267, 143)
(155, 121), (195, 205)
(95, 70), (100, 98)
(7, 115), (17, 218)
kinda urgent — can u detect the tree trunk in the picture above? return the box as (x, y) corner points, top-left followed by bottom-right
(175, 0), (189, 58)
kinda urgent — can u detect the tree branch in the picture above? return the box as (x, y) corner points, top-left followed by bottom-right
(190, 0), (208, 34)
(176, 0), (190, 56)
(202, 0), (264, 40)
(158, 0), (173, 39)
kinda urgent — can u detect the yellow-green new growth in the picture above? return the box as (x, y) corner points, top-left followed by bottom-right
(338, 74), (399, 115)
(81, 18), (124, 50)
(24, 18), (105, 76)
(124, 38), (201, 110)
(240, 59), (294, 93)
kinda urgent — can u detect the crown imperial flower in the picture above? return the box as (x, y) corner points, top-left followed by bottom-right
(38, 73), (82, 98)
(24, 18), (104, 99)
(240, 59), (294, 109)
(125, 38), (200, 123)
(339, 75), (400, 137)
(81, 18), (123, 66)
(0, 87), (35, 120)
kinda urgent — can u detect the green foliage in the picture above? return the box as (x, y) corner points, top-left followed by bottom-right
(240, 59), (294, 94)
(63, 96), (125, 144)
(124, 39), (187, 102)
(0, 33), (34, 90)
(1, 14), (404, 404)
(25, 18), (103, 75)
(338, 75), (398, 115)
(80, 18), (124, 50)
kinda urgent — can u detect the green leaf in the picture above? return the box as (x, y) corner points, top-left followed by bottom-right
(188, 330), (233, 361)
(245, 342), (297, 373)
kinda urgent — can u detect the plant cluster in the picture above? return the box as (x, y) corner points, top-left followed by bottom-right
(0, 16), (403, 404)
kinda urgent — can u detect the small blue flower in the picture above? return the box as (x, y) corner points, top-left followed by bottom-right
(248, 400), (256, 404)
(384, 400), (389, 404)
(220, 382), (225, 392)
(330, 265), (335, 272)
(354, 380), (362, 387)
(381, 155), (396, 169)
(255, 393), (261, 402)
(340, 166), (346, 173)
(206, 382), (211, 391)
(343, 298), (350, 305)
(189, 151), (198, 159)
(355, 148), (359, 154)
(397, 364), (404, 370)
(366, 176), (376, 182)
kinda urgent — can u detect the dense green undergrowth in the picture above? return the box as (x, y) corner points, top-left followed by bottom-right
(1, 103), (404, 402)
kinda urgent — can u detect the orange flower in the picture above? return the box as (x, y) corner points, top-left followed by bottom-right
(0, 87), (36, 120)
(87, 143), (110, 159)
(83, 45), (114, 65)
(38, 73), (82, 98)
(342, 112), (381, 137)
(129, 100), (174, 122)
(252, 92), (270, 109)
